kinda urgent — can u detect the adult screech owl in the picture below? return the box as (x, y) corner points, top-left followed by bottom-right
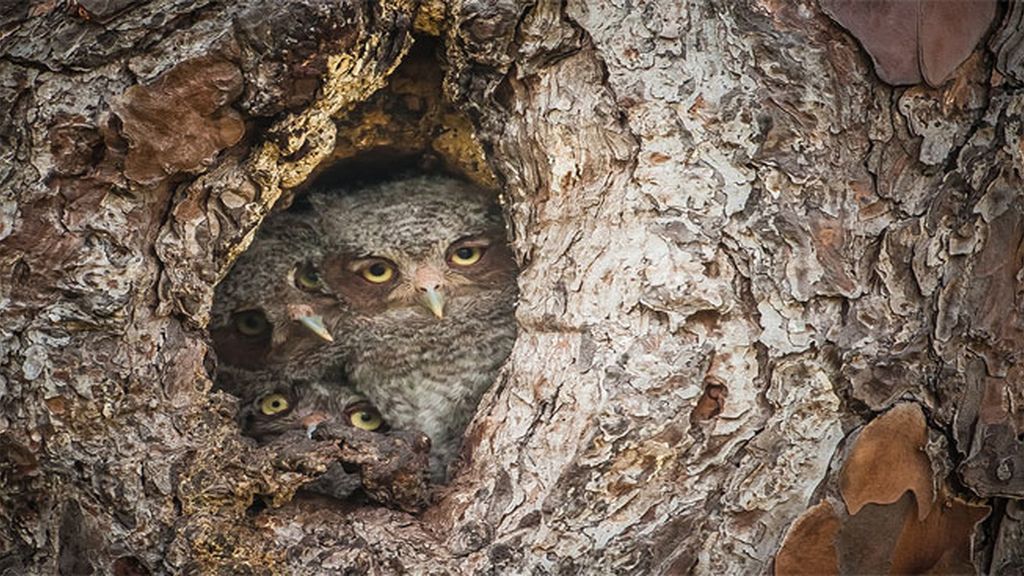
(210, 211), (336, 396)
(307, 174), (518, 480)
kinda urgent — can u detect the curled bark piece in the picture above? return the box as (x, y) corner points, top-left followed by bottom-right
(918, 0), (998, 86)
(312, 421), (432, 513)
(888, 487), (989, 574)
(774, 501), (841, 576)
(840, 403), (934, 521)
(113, 56), (245, 185)
(821, 0), (997, 87)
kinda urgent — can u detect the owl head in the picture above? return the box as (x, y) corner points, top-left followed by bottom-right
(306, 175), (517, 327)
(237, 379), (388, 442)
(210, 212), (336, 371)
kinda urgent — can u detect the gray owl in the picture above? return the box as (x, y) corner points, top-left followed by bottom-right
(307, 174), (518, 480)
(210, 211), (336, 396)
(236, 377), (387, 501)
(237, 379), (386, 442)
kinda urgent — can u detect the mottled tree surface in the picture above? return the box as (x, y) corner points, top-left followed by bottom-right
(1, 0), (1022, 573)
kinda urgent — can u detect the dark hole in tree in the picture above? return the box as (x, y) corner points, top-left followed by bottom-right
(206, 36), (517, 514)
(112, 556), (150, 576)
(245, 495), (269, 517)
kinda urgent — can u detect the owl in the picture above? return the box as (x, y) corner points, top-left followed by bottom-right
(238, 375), (433, 513)
(236, 376), (389, 501)
(306, 174), (518, 480)
(210, 211), (336, 395)
(237, 378), (386, 442)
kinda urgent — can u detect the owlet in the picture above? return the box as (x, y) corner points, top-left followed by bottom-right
(237, 376), (387, 501)
(210, 211), (336, 396)
(307, 174), (518, 480)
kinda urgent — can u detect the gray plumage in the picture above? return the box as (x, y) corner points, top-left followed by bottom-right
(210, 210), (389, 500)
(308, 175), (518, 480)
(210, 211), (337, 396)
(236, 377), (386, 500)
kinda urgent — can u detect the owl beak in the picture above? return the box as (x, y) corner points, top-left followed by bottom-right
(297, 315), (334, 342)
(414, 266), (446, 319)
(287, 304), (334, 342)
(301, 411), (328, 438)
(419, 287), (445, 319)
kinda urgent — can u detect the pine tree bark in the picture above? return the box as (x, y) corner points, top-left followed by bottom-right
(1, 0), (1022, 573)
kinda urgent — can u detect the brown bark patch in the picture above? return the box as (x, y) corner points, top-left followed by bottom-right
(889, 487), (990, 574)
(840, 402), (934, 520)
(0, 437), (40, 479)
(113, 56), (245, 185)
(690, 378), (727, 422)
(774, 501), (841, 576)
(778, 401), (991, 573)
(821, 0), (997, 86)
(778, 485), (988, 574)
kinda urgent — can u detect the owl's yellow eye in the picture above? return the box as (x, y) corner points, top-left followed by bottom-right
(295, 264), (321, 290)
(349, 408), (383, 431)
(234, 310), (270, 337)
(449, 246), (483, 266)
(258, 393), (290, 416)
(361, 261), (394, 284)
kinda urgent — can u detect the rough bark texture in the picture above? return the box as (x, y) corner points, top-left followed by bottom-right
(2, 0), (1023, 573)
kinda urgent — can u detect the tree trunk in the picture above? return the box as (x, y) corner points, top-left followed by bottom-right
(2, 0), (1021, 573)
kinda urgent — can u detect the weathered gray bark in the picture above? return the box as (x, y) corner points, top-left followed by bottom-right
(2, 0), (1022, 573)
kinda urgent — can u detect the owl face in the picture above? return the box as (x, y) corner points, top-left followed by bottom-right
(210, 214), (336, 370)
(238, 381), (388, 442)
(309, 176), (517, 323)
(317, 232), (515, 321)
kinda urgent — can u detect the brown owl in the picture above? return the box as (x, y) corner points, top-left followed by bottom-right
(306, 174), (518, 480)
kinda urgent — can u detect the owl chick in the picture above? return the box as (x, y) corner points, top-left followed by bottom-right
(210, 211), (336, 395)
(237, 378), (386, 442)
(236, 376), (388, 501)
(307, 174), (518, 480)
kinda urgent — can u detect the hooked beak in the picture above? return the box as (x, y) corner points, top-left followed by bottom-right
(297, 315), (333, 342)
(301, 411), (328, 438)
(419, 287), (445, 319)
